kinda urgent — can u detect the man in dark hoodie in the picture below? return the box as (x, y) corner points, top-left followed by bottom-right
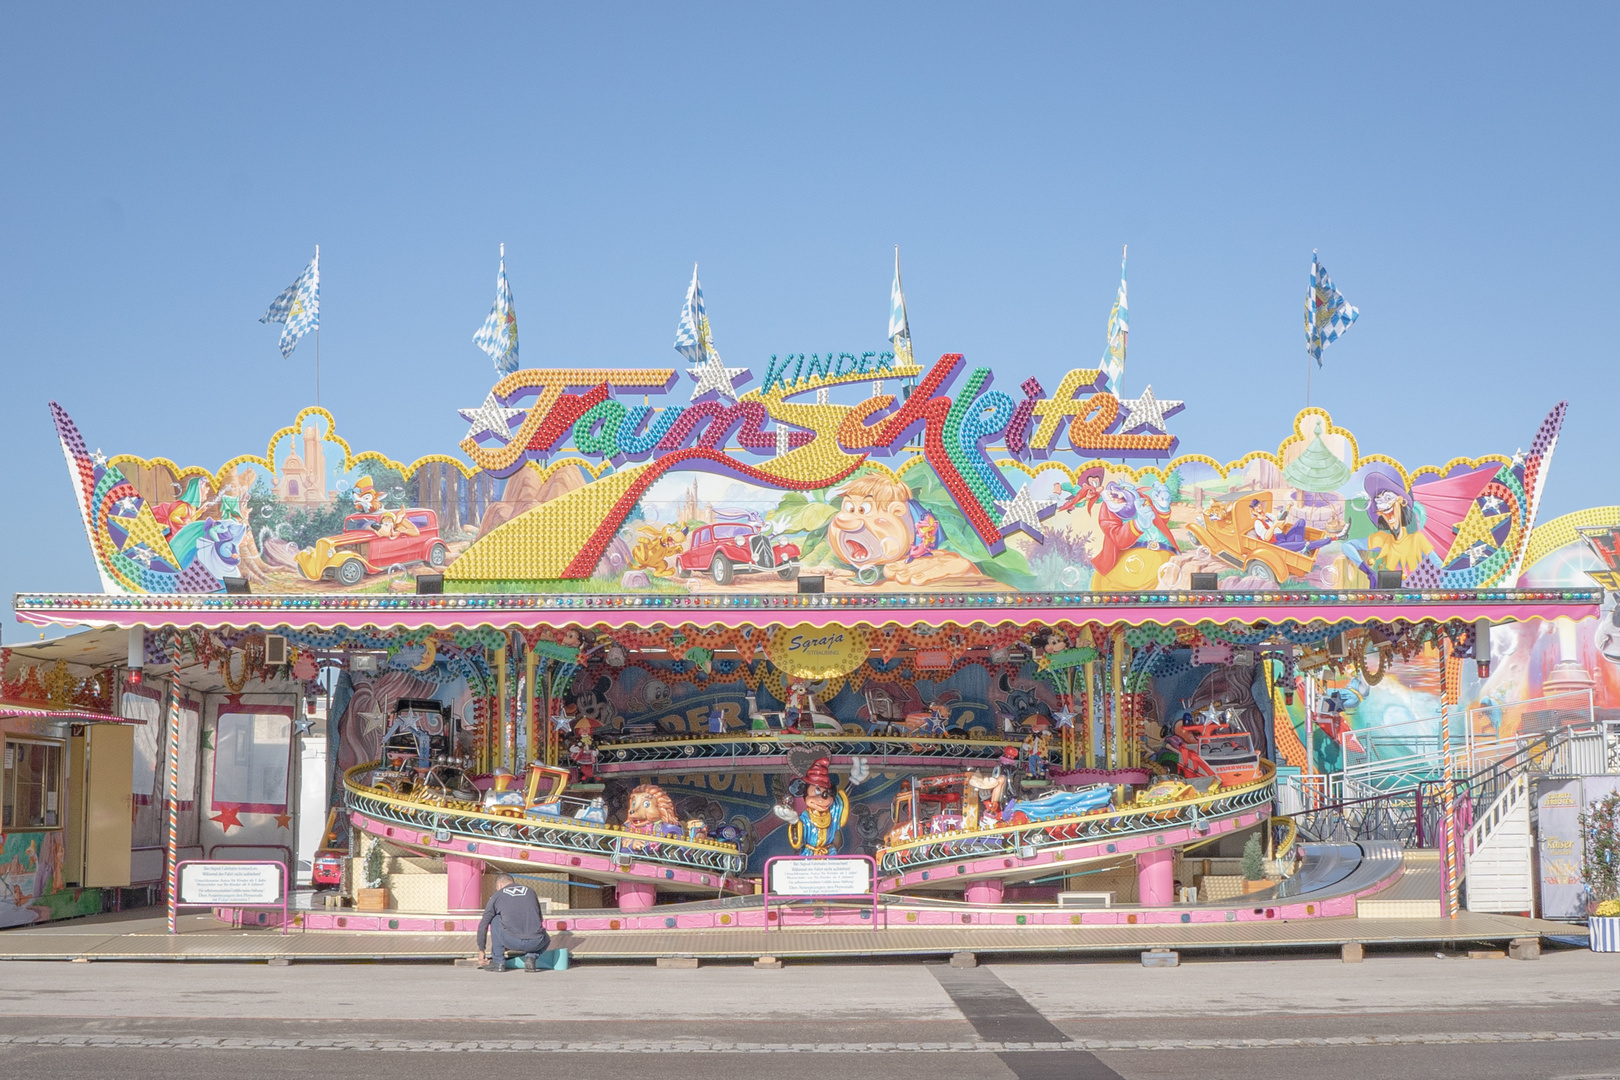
(477, 873), (551, 972)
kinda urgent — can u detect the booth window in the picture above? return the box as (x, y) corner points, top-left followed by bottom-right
(3, 738), (65, 830)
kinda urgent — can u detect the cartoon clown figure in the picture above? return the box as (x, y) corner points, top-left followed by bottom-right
(351, 475), (383, 514)
(772, 756), (870, 855)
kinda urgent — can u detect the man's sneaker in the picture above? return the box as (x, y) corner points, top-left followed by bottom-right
(483, 960), (506, 972)
(521, 954), (539, 972)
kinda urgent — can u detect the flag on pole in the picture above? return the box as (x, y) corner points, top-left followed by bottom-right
(676, 265), (744, 401)
(1100, 246), (1128, 396)
(888, 247), (913, 366)
(260, 246), (320, 359)
(473, 243), (520, 376)
(673, 264), (709, 364)
(1305, 250), (1359, 366)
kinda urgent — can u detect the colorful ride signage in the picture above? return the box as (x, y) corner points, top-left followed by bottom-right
(766, 624), (870, 679)
(767, 856), (873, 897)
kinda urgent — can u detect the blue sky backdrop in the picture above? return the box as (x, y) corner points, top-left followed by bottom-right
(1, 3), (1614, 632)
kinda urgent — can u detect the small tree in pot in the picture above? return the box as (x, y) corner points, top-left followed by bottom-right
(1580, 790), (1620, 950)
(356, 839), (389, 911)
(1241, 832), (1268, 894)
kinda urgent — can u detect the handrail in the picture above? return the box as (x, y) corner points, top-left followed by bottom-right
(342, 762), (748, 873)
(877, 761), (1276, 874)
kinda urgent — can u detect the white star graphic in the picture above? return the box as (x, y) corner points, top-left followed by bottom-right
(458, 392), (524, 443)
(1510, 447), (1527, 468)
(1480, 495), (1504, 514)
(995, 482), (1058, 540)
(92, 448), (108, 466)
(550, 712), (573, 734)
(1200, 704), (1222, 724)
(1053, 709), (1076, 730)
(113, 496), (140, 516)
(125, 545), (154, 568)
(1466, 542), (1491, 563)
(687, 345), (747, 403)
(1115, 384), (1184, 434)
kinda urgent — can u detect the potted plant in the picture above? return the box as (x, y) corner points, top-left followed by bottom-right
(1580, 790), (1620, 952)
(355, 840), (389, 912)
(1241, 832), (1269, 894)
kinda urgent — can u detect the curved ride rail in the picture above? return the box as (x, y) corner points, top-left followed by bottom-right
(343, 763), (748, 888)
(877, 762), (1277, 884)
(593, 732), (1041, 777)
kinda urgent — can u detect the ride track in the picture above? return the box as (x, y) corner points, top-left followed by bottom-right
(344, 757), (1278, 899)
(588, 731), (1029, 778)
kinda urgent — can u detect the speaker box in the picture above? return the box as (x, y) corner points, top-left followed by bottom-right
(1189, 572), (1219, 591)
(264, 634), (288, 666)
(222, 576), (250, 595)
(797, 575), (825, 594)
(416, 574), (444, 595)
(1375, 570), (1403, 589)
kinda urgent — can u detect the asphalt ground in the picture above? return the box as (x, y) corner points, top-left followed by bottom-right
(0, 948), (1616, 1079)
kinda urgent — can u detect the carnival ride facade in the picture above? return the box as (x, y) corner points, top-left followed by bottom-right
(12, 345), (1614, 932)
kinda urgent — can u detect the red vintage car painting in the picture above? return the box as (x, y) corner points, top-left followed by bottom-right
(676, 523), (799, 585)
(294, 509), (448, 586)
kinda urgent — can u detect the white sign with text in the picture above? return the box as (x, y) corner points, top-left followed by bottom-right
(178, 862), (282, 905)
(768, 857), (872, 897)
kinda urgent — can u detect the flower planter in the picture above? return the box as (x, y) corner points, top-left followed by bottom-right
(355, 888), (390, 912)
(1590, 916), (1620, 953)
(1242, 879), (1270, 895)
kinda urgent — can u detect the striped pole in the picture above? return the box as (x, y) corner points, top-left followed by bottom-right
(1439, 639), (1458, 919)
(164, 682), (182, 935)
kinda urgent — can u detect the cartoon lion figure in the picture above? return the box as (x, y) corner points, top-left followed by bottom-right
(623, 783), (679, 835)
(826, 473), (983, 586)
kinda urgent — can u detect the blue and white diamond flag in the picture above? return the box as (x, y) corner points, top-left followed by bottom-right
(1101, 246), (1128, 395)
(673, 264), (709, 364)
(473, 243), (520, 376)
(260, 246), (320, 359)
(888, 247), (913, 366)
(1306, 250), (1359, 366)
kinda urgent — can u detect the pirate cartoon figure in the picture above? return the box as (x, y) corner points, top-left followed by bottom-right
(772, 756), (870, 856)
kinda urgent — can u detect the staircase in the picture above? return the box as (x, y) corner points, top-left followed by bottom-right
(1460, 772), (1533, 913)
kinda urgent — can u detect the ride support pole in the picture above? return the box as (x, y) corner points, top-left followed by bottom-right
(495, 644), (508, 773)
(1111, 628), (1125, 770)
(1439, 640), (1458, 919)
(524, 646), (538, 766)
(164, 681), (181, 936)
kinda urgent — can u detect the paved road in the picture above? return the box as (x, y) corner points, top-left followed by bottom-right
(1, 949), (1617, 1079)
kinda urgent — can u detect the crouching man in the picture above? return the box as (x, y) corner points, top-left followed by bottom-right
(477, 873), (552, 972)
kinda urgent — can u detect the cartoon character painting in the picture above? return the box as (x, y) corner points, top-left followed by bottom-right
(1090, 480), (1175, 590)
(1356, 468), (1439, 577)
(826, 474), (984, 586)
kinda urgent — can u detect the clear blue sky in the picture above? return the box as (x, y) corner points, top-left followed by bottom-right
(2, 3), (1615, 633)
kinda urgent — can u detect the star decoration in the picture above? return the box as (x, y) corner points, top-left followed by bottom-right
(1480, 494), (1504, 514)
(1465, 542), (1492, 563)
(113, 496), (140, 516)
(1053, 709), (1076, 730)
(1115, 384), (1184, 434)
(293, 716), (315, 736)
(211, 805), (242, 832)
(995, 482), (1059, 541)
(1200, 704), (1222, 724)
(92, 449), (108, 466)
(1510, 448), (1527, 468)
(274, 812), (293, 830)
(200, 729), (213, 751)
(551, 712), (573, 733)
(687, 343), (747, 403)
(125, 545), (155, 568)
(458, 392), (524, 443)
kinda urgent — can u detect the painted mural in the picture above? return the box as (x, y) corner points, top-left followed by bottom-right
(48, 358), (1566, 598)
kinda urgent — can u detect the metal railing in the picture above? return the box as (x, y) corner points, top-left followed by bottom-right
(877, 763), (1276, 875)
(343, 763), (748, 879)
(596, 732), (1033, 773)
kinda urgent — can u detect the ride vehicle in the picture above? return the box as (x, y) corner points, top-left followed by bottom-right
(884, 777), (965, 846)
(520, 763), (610, 823)
(1182, 492), (1320, 587)
(295, 508), (447, 586)
(1173, 718), (1263, 785)
(676, 522), (800, 585)
(999, 783), (1113, 826)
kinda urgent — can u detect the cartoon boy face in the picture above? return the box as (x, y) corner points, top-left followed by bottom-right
(804, 784), (834, 814)
(829, 493), (913, 567)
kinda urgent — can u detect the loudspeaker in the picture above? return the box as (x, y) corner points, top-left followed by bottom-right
(1190, 572), (1218, 591)
(223, 576), (250, 594)
(797, 575), (825, 594)
(264, 634), (288, 666)
(1375, 570), (1403, 589)
(416, 574), (444, 595)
